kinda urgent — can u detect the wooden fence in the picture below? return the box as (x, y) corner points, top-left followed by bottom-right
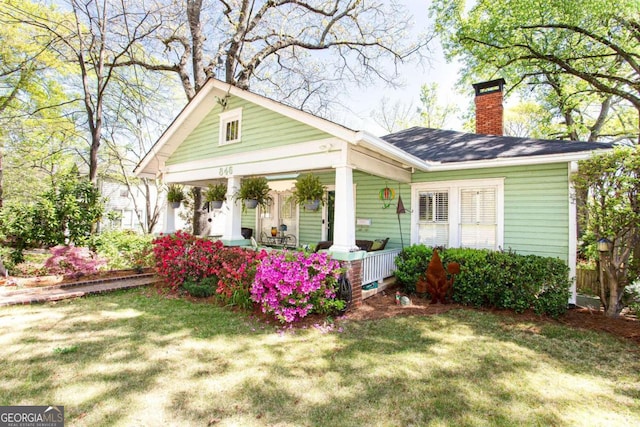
(576, 268), (599, 296)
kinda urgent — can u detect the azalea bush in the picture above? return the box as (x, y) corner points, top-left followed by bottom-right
(252, 251), (344, 323)
(152, 231), (266, 307)
(44, 245), (107, 277)
(211, 246), (266, 309)
(152, 231), (220, 290)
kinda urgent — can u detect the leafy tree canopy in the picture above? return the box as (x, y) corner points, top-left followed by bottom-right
(573, 145), (640, 317)
(431, 0), (639, 143)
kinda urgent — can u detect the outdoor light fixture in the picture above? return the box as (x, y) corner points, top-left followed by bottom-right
(597, 238), (612, 252)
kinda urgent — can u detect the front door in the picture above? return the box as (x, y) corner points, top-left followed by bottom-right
(326, 190), (335, 241)
(258, 191), (298, 245)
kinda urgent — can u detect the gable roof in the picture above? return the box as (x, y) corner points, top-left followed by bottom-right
(135, 78), (363, 177)
(135, 79), (615, 178)
(382, 127), (614, 165)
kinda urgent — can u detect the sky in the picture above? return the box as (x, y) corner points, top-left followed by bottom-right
(336, 0), (467, 136)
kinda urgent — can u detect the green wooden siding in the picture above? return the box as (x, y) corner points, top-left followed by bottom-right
(167, 96), (331, 166)
(412, 163), (570, 261)
(237, 160), (570, 261)
(352, 171), (411, 250)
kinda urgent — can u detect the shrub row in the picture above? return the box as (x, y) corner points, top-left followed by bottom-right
(152, 232), (346, 321)
(394, 245), (570, 317)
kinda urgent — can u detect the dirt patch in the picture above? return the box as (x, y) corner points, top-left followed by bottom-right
(346, 286), (640, 345)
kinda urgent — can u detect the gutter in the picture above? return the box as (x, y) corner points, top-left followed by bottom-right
(353, 131), (432, 172)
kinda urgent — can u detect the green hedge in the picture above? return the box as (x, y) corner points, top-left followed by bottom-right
(394, 245), (570, 317)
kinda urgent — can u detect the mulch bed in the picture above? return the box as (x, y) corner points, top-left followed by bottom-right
(348, 286), (640, 345)
(133, 280), (640, 345)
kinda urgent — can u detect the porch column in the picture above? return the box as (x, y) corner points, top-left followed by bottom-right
(220, 176), (249, 246)
(164, 203), (176, 234)
(330, 165), (358, 252)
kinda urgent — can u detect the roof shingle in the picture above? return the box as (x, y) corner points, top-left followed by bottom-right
(381, 127), (614, 163)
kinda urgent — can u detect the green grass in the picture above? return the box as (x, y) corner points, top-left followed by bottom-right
(1, 289), (638, 426)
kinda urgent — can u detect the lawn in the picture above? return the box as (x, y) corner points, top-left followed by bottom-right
(0, 289), (638, 426)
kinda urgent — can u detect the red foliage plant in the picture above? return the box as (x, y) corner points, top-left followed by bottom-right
(418, 248), (459, 304)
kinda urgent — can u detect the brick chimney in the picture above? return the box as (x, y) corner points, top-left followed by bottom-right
(472, 78), (506, 136)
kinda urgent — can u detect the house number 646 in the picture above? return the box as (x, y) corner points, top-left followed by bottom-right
(219, 166), (233, 176)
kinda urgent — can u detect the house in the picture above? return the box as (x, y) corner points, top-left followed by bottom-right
(134, 78), (612, 306)
(98, 179), (186, 234)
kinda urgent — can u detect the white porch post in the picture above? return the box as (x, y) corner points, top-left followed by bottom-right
(164, 203), (176, 234)
(330, 165), (358, 252)
(220, 176), (248, 245)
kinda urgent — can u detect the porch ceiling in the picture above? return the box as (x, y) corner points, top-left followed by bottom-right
(348, 145), (412, 183)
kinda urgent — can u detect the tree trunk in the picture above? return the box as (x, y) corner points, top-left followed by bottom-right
(192, 187), (203, 235)
(601, 252), (624, 318)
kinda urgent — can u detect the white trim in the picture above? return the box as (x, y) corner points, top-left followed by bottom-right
(164, 138), (344, 176)
(568, 161), (578, 305)
(218, 108), (242, 145)
(411, 178), (504, 250)
(355, 131), (430, 171)
(423, 151), (607, 171)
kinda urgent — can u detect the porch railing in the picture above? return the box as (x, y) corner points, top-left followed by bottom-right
(362, 248), (401, 285)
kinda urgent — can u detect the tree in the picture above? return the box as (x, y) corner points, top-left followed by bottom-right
(0, 0), (79, 206)
(371, 97), (418, 134)
(2, 0), (164, 184)
(124, 0), (428, 233)
(131, 0), (428, 111)
(417, 82), (458, 129)
(572, 146), (640, 318)
(431, 0), (640, 143)
(371, 83), (459, 133)
(0, 165), (104, 263)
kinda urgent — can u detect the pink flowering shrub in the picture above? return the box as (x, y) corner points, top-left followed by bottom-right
(251, 251), (344, 323)
(152, 231), (217, 290)
(45, 245), (107, 277)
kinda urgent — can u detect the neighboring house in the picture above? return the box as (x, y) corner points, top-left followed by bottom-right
(134, 78), (612, 305)
(99, 179), (183, 234)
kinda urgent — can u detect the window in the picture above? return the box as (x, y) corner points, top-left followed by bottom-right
(460, 188), (497, 249)
(418, 191), (449, 247)
(413, 178), (503, 250)
(219, 108), (242, 145)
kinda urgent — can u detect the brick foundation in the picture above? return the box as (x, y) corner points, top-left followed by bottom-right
(344, 258), (363, 307)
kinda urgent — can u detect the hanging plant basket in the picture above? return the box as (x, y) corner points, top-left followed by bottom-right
(236, 177), (272, 212)
(244, 199), (259, 209)
(292, 173), (325, 211)
(166, 184), (185, 208)
(204, 183), (227, 209)
(303, 199), (321, 211)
